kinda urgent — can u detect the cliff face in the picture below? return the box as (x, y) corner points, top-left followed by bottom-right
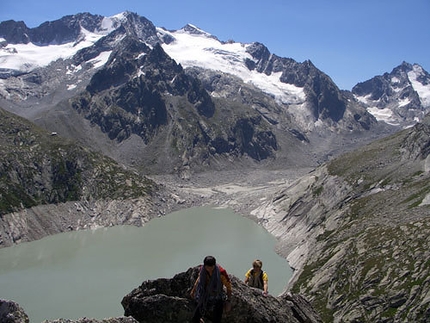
(0, 107), (169, 247)
(0, 199), (163, 247)
(252, 117), (430, 322)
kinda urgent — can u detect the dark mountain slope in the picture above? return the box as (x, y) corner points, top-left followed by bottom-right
(0, 106), (157, 216)
(69, 37), (282, 175)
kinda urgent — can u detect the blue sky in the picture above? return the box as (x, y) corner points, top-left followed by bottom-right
(1, 0), (429, 90)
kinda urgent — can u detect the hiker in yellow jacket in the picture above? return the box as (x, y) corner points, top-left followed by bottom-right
(244, 259), (268, 296)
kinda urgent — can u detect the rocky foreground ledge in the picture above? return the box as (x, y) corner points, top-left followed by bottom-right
(1, 267), (321, 323)
(121, 266), (321, 323)
(0, 299), (29, 323)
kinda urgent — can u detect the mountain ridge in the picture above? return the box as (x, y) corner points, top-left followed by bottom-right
(1, 12), (427, 132)
(1, 12), (428, 135)
(0, 11), (381, 174)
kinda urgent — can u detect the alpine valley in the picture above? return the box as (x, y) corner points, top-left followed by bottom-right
(0, 11), (429, 323)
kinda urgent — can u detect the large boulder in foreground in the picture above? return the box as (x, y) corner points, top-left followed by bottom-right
(0, 299), (29, 323)
(121, 267), (322, 323)
(0, 299), (137, 323)
(44, 318), (137, 323)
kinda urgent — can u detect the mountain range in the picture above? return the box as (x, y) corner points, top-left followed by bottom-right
(0, 11), (430, 323)
(1, 11), (429, 175)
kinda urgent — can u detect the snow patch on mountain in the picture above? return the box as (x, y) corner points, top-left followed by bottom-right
(158, 26), (305, 105)
(65, 50), (111, 91)
(367, 107), (399, 126)
(0, 30), (105, 73)
(99, 12), (129, 33)
(0, 13), (130, 73)
(408, 65), (430, 107)
(88, 51), (112, 69)
(355, 92), (401, 125)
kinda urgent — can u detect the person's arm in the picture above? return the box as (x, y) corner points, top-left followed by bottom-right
(221, 274), (232, 300)
(221, 270), (233, 313)
(263, 280), (268, 295)
(244, 269), (251, 284)
(220, 267), (232, 300)
(262, 272), (268, 296)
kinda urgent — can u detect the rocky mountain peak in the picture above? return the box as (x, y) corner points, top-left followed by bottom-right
(36, 13), (100, 45)
(0, 20), (30, 44)
(398, 60), (413, 70)
(352, 62), (430, 127)
(182, 23), (207, 35)
(110, 12), (159, 46)
(0, 12), (159, 48)
(244, 42), (273, 73)
(1, 13), (105, 46)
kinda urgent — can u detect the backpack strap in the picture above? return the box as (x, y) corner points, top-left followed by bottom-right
(259, 271), (264, 285)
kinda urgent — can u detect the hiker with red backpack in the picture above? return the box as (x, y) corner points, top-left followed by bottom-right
(244, 259), (269, 296)
(190, 255), (232, 323)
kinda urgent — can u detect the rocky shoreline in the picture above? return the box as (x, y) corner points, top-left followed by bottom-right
(0, 168), (310, 250)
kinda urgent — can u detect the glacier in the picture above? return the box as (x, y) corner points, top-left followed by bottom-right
(158, 25), (306, 106)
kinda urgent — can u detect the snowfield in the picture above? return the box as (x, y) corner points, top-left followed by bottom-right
(158, 25), (306, 105)
(0, 29), (107, 72)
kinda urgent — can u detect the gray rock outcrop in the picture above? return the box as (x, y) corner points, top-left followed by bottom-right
(0, 299), (29, 323)
(121, 266), (322, 323)
(43, 318), (138, 323)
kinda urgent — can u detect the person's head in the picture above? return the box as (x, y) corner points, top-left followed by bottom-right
(252, 259), (263, 271)
(203, 255), (216, 273)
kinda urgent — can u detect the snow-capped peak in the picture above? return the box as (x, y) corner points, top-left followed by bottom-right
(180, 24), (213, 37)
(159, 26), (305, 105)
(353, 62), (430, 127)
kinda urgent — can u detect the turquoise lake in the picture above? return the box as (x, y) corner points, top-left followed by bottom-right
(0, 206), (292, 323)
